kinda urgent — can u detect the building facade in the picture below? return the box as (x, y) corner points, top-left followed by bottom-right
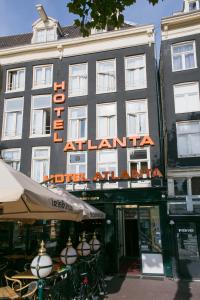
(0, 5), (169, 276)
(161, 0), (200, 279)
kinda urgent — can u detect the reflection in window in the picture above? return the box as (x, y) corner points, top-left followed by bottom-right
(174, 178), (188, 195)
(192, 177), (200, 195)
(139, 206), (162, 253)
(177, 223), (199, 260)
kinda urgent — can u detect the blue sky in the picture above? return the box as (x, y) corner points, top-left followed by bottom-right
(0, 0), (183, 37)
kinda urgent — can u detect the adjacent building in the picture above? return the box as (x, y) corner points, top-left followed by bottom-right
(160, 0), (200, 279)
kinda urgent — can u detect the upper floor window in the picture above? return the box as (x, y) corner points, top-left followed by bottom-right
(68, 63), (88, 97)
(97, 149), (118, 188)
(31, 147), (50, 183)
(67, 152), (87, 175)
(176, 121), (200, 157)
(30, 95), (51, 137)
(174, 178), (188, 195)
(68, 106), (87, 140)
(173, 82), (200, 113)
(36, 28), (55, 43)
(1, 148), (21, 171)
(96, 103), (117, 139)
(33, 65), (53, 89)
(2, 97), (24, 140)
(172, 41), (197, 71)
(126, 100), (149, 136)
(125, 55), (146, 90)
(96, 59), (116, 94)
(6, 68), (25, 92)
(127, 147), (150, 176)
(189, 0), (200, 11)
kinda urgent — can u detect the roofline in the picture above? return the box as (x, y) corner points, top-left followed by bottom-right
(161, 10), (200, 26)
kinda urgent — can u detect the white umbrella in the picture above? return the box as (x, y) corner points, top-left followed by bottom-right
(0, 159), (85, 221)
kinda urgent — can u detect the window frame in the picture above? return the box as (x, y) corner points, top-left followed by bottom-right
(125, 54), (147, 90)
(30, 94), (52, 138)
(2, 97), (24, 140)
(35, 28), (57, 43)
(173, 82), (200, 114)
(171, 41), (197, 72)
(32, 64), (53, 89)
(6, 68), (25, 93)
(96, 102), (117, 140)
(31, 146), (50, 183)
(126, 99), (149, 137)
(67, 105), (88, 141)
(127, 147), (151, 174)
(67, 151), (87, 177)
(68, 63), (88, 97)
(96, 59), (116, 94)
(1, 148), (21, 171)
(176, 120), (200, 158)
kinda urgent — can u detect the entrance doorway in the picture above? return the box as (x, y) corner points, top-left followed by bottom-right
(125, 219), (139, 257)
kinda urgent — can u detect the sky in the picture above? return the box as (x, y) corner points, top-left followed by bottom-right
(0, 0), (183, 44)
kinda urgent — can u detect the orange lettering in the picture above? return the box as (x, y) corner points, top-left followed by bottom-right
(152, 168), (163, 178)
(55, 174), (65, 184)
(63, 142), (76, 152)
(98, 139), (112, 149)
(113, 137), (127, 148)
(93, 172), (104, 181)
(65, 174), (73, 182)
(53, 93), (65, 104)
(54, 107), (65, 118)
(140, 136), (155, 147)
(53, 132), (63, 143)
(129, 136), (140, 147)
(88, 140), (97, 150)
(75, 140), (86, 151)
(120, 170), (131, 180)
(53, 120), (64, 130)
(54, 81), (66, 92)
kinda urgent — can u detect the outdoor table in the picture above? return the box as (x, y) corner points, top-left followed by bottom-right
(4, 254), (34, 261)
(11, 270), (37, 280)
(0, 286), (19, 299)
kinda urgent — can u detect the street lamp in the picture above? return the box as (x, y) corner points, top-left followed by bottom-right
(31, 240), (53, 300)
(60, 236), (77, 265)
(77, 232), (91, 256)
(89, 232), (101, 253)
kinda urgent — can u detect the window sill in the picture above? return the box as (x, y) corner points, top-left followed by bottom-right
(125, 85), (147, 91)
(32, 85), (52, 90)
(1, 136), (22, 140)
(5, 89), (25, 93)
(68, 93), (88, 98)
(172, 66), (198, 72)
(29, 134), (51, 138)
(96, 89), (117, 95)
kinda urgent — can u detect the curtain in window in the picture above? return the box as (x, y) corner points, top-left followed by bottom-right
(126, 56), (146, 89)
(18, 70), (25, 89)
(97, 60), (115, 93)
(32, 110), (43, 135)
(173, 56), (182, 71)
(97, 104), (116, 138)
(33, 160), (48, 182)
(68, 107), (87, 139)
(185, 53), (195, 69)
(127, 100), (148, 135)
(45, 67), (52, 85)
(69, 64), (87, 96)
(174, 83), (200, 113)
(5, 112), (16, 136)
(35, 68), (42, 85)
(177, 122), (200, 156)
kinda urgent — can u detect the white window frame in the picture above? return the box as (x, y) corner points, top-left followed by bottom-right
(96, 149), (118, 189)
(1, 148), (21, 171)
(68, 63), (88, 97)
(32, 64), (53, 89)
(67, 151), (87, 177)
(125, 54), (147, 90)
(127, 147), (151, 187)
(126, 99), (149, 137)
(2, 97), (24, 140)
(30, 95), (52, 138)
(176, 120), (200, 158)
(171, 41), (197, 72)
(35, 28), (57, 43)
(6, 68), (25, 92)
(67, 106), (87, 141)
(173, 82), (200, 114)
(96, 59), (116, 94)
(31, 146), (50, 183)
(96, 102), (117, 140)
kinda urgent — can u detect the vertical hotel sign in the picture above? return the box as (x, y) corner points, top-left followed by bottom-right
(53, 81), (66, 143)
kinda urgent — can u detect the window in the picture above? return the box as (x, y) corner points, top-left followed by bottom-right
(31, 95), (51, 137)
(127, 148), (150, 177)
(125, 55), (146, 90)
(189, 0), (200, 11)
(67, 152), (87, 175)
(97, 103), (117, 139)
(174, 82), (200, 113)
(33, 65), (53, 88)
(36, 28), (56, 43)
(2, 97), (24, 140)
(68, 63), (88, 97)
(172, 41), (196, 71)
(126, 100), (148, 136)
(96, 59), (116, 94)
(1, 148), (21, 171)
(68, 106), (87, 140)
(6, 68), (25, 92)
(174, 178), (188, 195)
(97, 149), (118, 185)
(191, 177), (200, 195)
(31, 147), (50, 182)
(176, 121), (200, 157)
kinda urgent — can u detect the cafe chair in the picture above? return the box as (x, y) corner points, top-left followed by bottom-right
(4, 270), (22, 291)
(15, 281), (37, 299)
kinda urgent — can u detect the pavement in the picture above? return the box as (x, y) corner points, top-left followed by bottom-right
(105, 275), (200, 300)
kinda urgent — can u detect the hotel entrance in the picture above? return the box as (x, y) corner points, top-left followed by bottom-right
(117, 205), (164, 276)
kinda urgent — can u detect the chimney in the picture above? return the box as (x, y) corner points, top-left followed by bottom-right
(36, 4), (48, 22)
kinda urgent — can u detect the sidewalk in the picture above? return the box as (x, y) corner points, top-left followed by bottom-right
(105, 275), (200, 300)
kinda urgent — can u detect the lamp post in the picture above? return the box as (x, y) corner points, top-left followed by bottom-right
(31, 240), (53, 300)
(60, 236), (77, 265)
(89, 232), (101, 253)
(77, 232), (91, 257)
